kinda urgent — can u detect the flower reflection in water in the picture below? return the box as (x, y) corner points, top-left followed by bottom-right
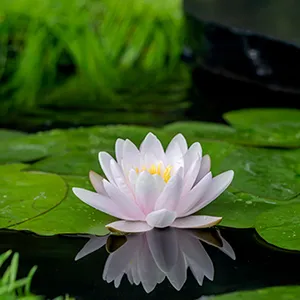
(75, 228), (235, 293)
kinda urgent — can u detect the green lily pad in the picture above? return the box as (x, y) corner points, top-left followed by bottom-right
(164, 118), (300, 148)
(255, 203), (300, 251)
(0, 125), (170, 164)
(12, 175), (116, 236)
(163, 121), (237, 142)
(0, 164), (67, 228)
(205, 285), (300, 299)
(200, 191), (275, 228)
(219, 147), (300, 201)
(0, 129), (26, 140)
(223, 109), (300, 148)
(30, 151), (102, 176)
(224, 108), (300, 128)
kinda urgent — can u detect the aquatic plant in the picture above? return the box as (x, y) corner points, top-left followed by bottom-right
(0, 0), (189, 126)
(0, 250), (73, 299)
(1, 109), (300, 252)
(73, 132), (234, 232)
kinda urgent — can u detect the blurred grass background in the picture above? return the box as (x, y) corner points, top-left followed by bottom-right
(0, 0), (191, 130)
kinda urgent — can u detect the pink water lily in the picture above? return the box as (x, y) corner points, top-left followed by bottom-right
(75, 228), (236, 293)
(73, 132), (234, 233)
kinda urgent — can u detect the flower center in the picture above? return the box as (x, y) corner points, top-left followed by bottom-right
(135, 163), (172, 183)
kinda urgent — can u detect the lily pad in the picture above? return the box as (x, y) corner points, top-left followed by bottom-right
(0, 129), (26, 140)
(164, 119), (300, 148)
(255, 203), (300, 251)
(223, 109), (300, 148)
(30, 151), (102, 176)
(219, 147), (300, 201)
(204, 285), (300, 299)
(0, 164), (67, 228)
(224, 108), (300, 128)
(200, 191), (275, 228)
(12, 175), (116, 236)
(0, 125), (170, 164)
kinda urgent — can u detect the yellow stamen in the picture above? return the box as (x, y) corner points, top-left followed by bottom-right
(135, 163), (172, 182)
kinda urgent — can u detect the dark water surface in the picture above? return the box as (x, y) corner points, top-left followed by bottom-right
(1, 228), (300, 299)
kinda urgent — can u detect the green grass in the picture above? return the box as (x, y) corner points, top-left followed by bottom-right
(0, 250), (74, 299)
(0, 0), (189, 125)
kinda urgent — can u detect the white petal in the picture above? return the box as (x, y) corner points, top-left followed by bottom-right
(155, 167), (183, 211)
(178, 172), (212, 217)
(122, 139), (141, 171)
(179, 233), (214, 281)
(103, 180), (145, 220)
(99, 152), (115, 183)
(182, 158), (201, 196)
(110, 160), (133, 200)
(72, 187), (125, 219)
(135, 171), (161, 214)
(166, 133), (188, 157)
(114, 274), (124, 288)
(89, 171), (107, 195)
(187, 170), (234, 215)
(183, 142), (202, 175)
(153, 174), (165, 194)
(115, 138), (125, 165)
(106, 220), (153, 233)
(137, 240), (162, 293)
(147, 228), (178, 273)
(219, 235), (236, 260)
(103, 234), (142, 282)
(195, 154), (211, 185)
(166, 250), (187, 291)
(128, 169), (138, 188)
(171, 215), (222, 229)
(75, 236), (108, 261)
(146, 209), (177, 228)
(140, 132), (165, 163)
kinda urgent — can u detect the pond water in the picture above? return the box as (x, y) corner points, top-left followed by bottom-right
(0, 227), (300, 299)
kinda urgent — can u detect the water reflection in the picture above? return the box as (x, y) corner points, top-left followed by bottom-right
(75, 228), (235, 293)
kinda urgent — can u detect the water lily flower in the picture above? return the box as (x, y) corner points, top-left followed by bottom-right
(75, 228), (236, 293)
(73, 133), (234, 233)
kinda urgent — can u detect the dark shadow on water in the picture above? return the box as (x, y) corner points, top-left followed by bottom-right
(0, 228), (300, 299)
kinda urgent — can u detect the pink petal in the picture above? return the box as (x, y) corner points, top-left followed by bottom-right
(179, 233), (214, 281)
(103, 234), (142, 282)
(166, 250), (187, 291)
(115, 138), (125, 165)
(135, 171), (161, 214)
(103, 180), (145, 220)
(140, 133), (165, 163)
(182, 158), (201, 197)
(187, 170), (234, 215)
(171, 215), (222, 229)
(98, 152), (115, 183)
(195, 154), (211, 185)
(106, 220), (153, 233)
(72, 187), (126, 219)
(178, 172), (212, 217)
(155, 168), (183, 211)
(166, 134), (188, 161)
(122, 139), (141, 172)
(89, 171), (108, 195)
(147, 228), (179, 273)
(183, 142), (202, 175)
(146, 209), (177, 228)
(110, 160), (133, 200)
(75, 236), (108, 261)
